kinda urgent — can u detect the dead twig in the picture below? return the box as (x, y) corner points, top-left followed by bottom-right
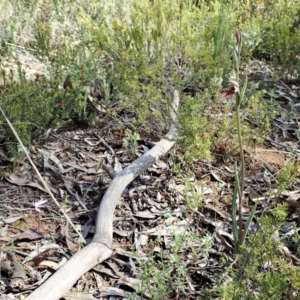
(26, 90), (180, 300)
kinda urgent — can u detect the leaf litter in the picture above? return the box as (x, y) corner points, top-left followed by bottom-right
(0, 66), (300, 299)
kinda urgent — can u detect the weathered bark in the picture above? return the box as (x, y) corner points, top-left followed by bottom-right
(26, 91), (180, 300)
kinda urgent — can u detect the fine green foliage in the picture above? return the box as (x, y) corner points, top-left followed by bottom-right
(77, 0), (236, 160)
(0, 63), (95, 155)
(277, 162), (299, 191)
(0, 0), (111, 154)
(1, 0), (296, 160)
(178, 93), (213, 162)
(241, 0), (300, 77)
(182, 177), (205, 211)
(122, 130), (140, 158)
(136, 232), (213, 299)
(218, 204), (300, 300)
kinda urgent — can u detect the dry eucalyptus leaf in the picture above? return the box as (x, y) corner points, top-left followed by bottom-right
(0, 224), (8, 237)
(114, 228), (133, 237)
(1, 216), (21, 224)
(40, 257), (67, 270)
(99, 287), (129, 297)
(23, 244), (61, 264)
(196, 185), (213, 195)
(95, 267), (119, 279)
(134, 230), (148, 249)
(63, 293), (98, 300)
(13, 229), (44, 241)
(114, 157), (122, 173)
(5, 173), (58, 195)
(117, 276), (141, 290)
(210, 171), (225, 186)
(133, 211), (156, 219)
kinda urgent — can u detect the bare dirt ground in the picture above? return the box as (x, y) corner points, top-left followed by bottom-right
(0, 75), (300, 299)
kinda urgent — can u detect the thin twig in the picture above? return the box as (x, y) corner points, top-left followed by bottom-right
(0, 107), (85, 243)
(93, 131), (115, 155)
(64, 182), (88, 210)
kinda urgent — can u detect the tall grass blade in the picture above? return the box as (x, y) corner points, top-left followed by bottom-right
(241, 201), (258, 245)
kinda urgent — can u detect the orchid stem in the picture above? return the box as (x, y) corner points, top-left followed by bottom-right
(36, 210), (41, 268)
(235, 94), (245, 245)
(234, 29), (245, 247)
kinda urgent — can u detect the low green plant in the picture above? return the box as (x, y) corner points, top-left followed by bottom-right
(10, 144), (28, 168)
(178, 92), (213, 162)
(0, 51), (106, 155)
(168, 151), (188, 176)
(291, 229), (300, 258)
(276, 162), (299, 192)
(217, 204), (300, 300)
(212, 87), (275, 156)
(182, 177), (205, 211)
(79, 0), (237, 160)
(236, 0), (300, 77)
(122, 130), (139, 158)
(0, 0), (114, 155)
(136, 230), (213, 299)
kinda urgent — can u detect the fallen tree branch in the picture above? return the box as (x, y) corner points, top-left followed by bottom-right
(26, 90), (180, 300)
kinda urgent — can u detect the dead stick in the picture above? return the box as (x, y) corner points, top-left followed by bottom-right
(26, 90), (180, 300)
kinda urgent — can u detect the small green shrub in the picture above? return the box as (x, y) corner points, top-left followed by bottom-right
(239, 0), (300, 77)
(0, 60), (98, 155)
(137, 232), (213, 299)
(178, 92), (213, 162)
(181, 176), (206, 211)
(78, 0), (237, 160)
(122, 130), (139, 158)
(277, 162), (299, 191)
(217, 204), (300, 300)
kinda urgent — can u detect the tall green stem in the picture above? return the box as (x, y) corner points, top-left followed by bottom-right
(235, 94), (245, 245)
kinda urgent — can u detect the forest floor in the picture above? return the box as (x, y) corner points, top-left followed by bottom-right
(1, 63), (300, 300)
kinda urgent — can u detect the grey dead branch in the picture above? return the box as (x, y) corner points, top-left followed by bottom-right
(25, 90), (180, 300)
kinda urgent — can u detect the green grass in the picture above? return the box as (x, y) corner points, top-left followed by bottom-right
(2, 0), (295, 158)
